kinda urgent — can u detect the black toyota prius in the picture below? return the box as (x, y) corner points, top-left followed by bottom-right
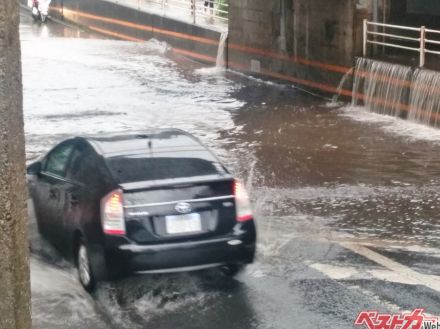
(27, 129), (256, 291)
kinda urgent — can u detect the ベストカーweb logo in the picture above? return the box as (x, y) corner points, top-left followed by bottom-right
(355, 309), (439, 329)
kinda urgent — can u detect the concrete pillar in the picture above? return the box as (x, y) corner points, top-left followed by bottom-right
(0, 0), (32, 328)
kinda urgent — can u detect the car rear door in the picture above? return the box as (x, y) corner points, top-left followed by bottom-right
(37, 141), (75, 247)
(64, 142), (103, 246)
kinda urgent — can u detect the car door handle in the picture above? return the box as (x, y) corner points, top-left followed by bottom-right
(49, 188), (58, 199)
(70, 195), (80, 206)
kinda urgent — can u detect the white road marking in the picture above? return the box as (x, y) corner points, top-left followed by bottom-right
(258, 228), (440, 292)
(339, 242), (440, 293)
(309, 263), (362, 280)
(310, 261), (440, 318)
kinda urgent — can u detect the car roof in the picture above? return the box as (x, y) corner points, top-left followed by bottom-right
(82, 129), (206, 157)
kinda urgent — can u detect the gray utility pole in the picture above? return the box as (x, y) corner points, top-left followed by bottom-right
(0, 0), (32, 328)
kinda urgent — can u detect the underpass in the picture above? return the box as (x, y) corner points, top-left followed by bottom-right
(21, 9), (440, 329)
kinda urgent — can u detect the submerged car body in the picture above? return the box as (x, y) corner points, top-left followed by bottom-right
(27, 129), (256, 290)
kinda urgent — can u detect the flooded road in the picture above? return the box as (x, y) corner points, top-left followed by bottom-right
(21, 9), (440, 329)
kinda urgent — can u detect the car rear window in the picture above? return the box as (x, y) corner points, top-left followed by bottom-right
(106, 151), (226, 183)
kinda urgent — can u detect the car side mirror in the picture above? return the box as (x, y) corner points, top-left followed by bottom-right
(27, 161), (42, 175)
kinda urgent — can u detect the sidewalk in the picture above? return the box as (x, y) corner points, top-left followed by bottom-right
(107, 0), (228, 32)
(31, 258), (109, 329)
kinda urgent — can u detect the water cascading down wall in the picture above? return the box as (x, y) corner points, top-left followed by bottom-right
(352, 58), (440, 127)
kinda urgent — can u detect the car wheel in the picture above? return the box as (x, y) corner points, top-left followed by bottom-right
(219, 264), (244, 277)
(77, 240), (96, 292)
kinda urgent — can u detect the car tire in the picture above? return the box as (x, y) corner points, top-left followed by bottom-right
(77, 239), (96, 292)
(219, 264), (244, 277)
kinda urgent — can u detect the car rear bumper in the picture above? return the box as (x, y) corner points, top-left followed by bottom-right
(103, 224), (256, 276)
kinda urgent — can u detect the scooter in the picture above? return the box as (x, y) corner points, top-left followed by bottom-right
(30, 0), (51, 23)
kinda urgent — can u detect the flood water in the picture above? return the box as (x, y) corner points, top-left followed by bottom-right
(21, 10), (440, 329)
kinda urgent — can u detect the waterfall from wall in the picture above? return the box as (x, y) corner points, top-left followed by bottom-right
(332, 67), (353, 103)
(408, 69), (440, 126)
(352, 57), (440, 128)
(352, 57), (412, 118)
(216, 31), (228, 69)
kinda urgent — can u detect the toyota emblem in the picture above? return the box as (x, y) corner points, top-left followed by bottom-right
(175, 202), (192, 214)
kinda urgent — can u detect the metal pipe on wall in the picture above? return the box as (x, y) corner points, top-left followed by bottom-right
(373, 0), (379, 22)
(279, 0), (287, 52)
(382, 0), (387, 55)
(372, 0), (379, 54)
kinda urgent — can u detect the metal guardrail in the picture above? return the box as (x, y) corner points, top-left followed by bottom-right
(363, 19), (440, 67)
(145, 0), (228, 25)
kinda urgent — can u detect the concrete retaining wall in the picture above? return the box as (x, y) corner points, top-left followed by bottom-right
(44, 0), (222, 64)
(228, 0), (376, 97)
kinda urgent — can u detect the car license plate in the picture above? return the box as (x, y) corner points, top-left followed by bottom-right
(165, 213), (202, 234)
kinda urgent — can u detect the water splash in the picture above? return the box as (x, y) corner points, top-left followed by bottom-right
(352, 57), (412, 118)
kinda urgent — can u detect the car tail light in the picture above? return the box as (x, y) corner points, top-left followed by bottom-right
(101, 189), (126, 235)
(234, 181), (253, 222)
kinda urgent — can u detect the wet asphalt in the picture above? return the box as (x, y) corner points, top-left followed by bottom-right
(20, 9), (440, 329)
